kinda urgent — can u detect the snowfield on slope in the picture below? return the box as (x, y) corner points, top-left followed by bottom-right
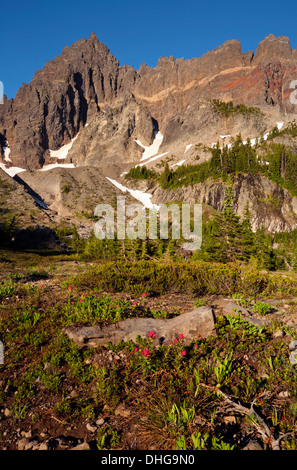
(135, 131), (164, 162)
(105, 177), (160, 211)
(39, 163), (76, 172)
(0, 162), (26, 178)
(49, 134), (78, 159)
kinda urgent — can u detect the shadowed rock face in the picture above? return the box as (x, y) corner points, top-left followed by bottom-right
(1, 33), (297, 172)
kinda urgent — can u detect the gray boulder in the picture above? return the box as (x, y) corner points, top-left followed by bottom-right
(63, 306), (216, 348)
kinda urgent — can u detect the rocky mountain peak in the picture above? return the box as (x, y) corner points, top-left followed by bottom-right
(253, 34), (293, 64)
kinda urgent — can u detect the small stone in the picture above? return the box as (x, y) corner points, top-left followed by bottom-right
(4, 408), (10, 417)
(243, 439), (263, 450)
(273, 329), (284, 339)
(193, 415), (204, 425)
(223, 415), (236, 424)
(115, 403), (131, 418)
(96, 417), (105, 426)
(86, 423), (97, 433)
(21, 430), (32, 439)
(17, 438), (30, 450)
(70, 389), (78, 398)
(290, 351), (297, 365)
(278, 390), (290, 398)
(71, 441), (90, 450)
(30, 441), (40, 450)
(39, 442), (48, 450)
(289, 339), (297, 350)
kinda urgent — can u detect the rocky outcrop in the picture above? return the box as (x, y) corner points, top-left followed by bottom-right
(150, 173), (297, 232)
(254, 35), (294, 65)
(63, 306), (216, 348)
(67, 95), (156, 174)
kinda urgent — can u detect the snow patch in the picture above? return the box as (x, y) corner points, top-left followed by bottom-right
(106, 177), (160, 211)
(4, 146), (12, 162)
(134, 139), (147, 150)
(135, 131), (164, 162)
(39, 163), (76, 172)
(185, 144), (193, 153)
(49, 134), (78, 160)
(0, 162), (26, 177)
(137, 152), (168, 167)
(172, 159), (185, 168)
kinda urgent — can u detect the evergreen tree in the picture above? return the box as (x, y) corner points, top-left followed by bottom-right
(141, 240), (149, 260)
(159, 163), (172, 189)
(241, 202), (255, 260)
(254, 225), (275, 270)
(200, 182), (254, 263)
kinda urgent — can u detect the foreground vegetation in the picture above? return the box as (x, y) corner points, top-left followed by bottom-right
(1, 249), (297, 450)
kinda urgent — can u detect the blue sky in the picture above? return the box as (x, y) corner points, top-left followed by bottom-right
(1, 0), (297, 99)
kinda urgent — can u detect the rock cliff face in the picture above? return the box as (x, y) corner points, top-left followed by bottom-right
(1, 33), (297, 172)
(149, 173), (297, 233)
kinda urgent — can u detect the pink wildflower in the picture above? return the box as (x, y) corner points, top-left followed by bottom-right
(181, 350), (187, 357)
(174, 338), (179, 344)
(133, 301), (137, 306)
(142, 348), (151, 358)
(169, 341), (173, 345)
(134, 347), (139, 352)
(178, 333), (184, 339)
(67, 285), (73, 291)
(141, 293), (148, 298)
(148, 330), (156, 339)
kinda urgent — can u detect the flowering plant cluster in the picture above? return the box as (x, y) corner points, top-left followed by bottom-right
(169, 333), (187, 356)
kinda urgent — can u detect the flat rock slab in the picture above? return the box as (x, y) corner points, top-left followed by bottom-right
(63, 306), (216, 348)
(213, 299), (251, 316)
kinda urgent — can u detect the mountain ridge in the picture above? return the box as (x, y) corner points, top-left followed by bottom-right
(1, 33), (297, 172)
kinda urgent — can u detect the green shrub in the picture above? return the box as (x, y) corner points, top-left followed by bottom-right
(125, 166), (157, 180)
(70, 260), (287, 297)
